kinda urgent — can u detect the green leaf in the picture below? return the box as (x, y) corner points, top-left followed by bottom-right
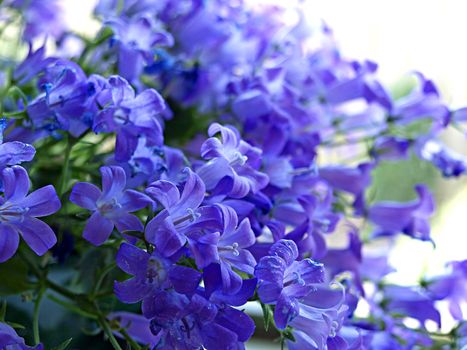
(51, 338), (73, 350)
(0, 256), (32, 296)
(0, 300), (6, 321)
(260, 302), (273, 332)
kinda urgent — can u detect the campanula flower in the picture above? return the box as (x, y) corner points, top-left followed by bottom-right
(197, 123), (269, 198)
(368, 184), (434, 241)
(145, 168), (218, 257)
(0, 321), (43, 349)
(193, 204), (257, 294)
(93, 76), (166, 161)
(107, 15), (174, 81)
(145, 291), (255, 350)
(70, 165), (151, 245)
(287, 284), (348, 350)
(0, 166), (61, 262)
(255, 239), (325, 329)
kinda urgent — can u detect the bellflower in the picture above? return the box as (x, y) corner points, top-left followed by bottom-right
(368, 184), (435, 241)
(93, 76), (166, 161)
(108, 312), (161, 348)
(114, 242), (201, 305)
(26, 60), (96, 137)
(419, 139), (467, 177)
(255, 239), (325, 329)
(145, 168), (221, 257)
(107, 16), (174, 81)
(287, 285), (348, 350)
(194, 204), (257, 294)
(197, 123), (269, 198)
(70, 165), (151, 245)
(0, 166), (61, 262)
(145, 291), (255, 350)
(427, 259), (467, 320)
(0, 321), (43, 349)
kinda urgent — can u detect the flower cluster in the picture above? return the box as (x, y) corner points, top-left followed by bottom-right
(0, 1), (465, 349)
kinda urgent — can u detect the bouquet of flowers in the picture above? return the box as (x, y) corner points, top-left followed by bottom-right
(0, 0), (465, 349)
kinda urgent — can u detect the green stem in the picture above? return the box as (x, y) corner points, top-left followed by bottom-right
(33, 285), (45, 345)
(92, 263), (116, 298)
(119, 328), (142, 350)
(59, 137), (75, 197)
(98, 314), (124, 350)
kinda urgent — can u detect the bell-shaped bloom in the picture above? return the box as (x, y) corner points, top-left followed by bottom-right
(93, 76), (166, 161)
(145, 291), (255, 350)
(114, 242), (201, 305)
(0, 321), (43, 349)
(419, 139), (467, 177)
(193, 204), (257, 294)
(368, 184), (434, 241)
(197, 123), (269, 198)
(427, 259), (467, 320)
(0, 140), (35, 173)
(70, 166), (152, 245)
(145, 168), (217, 257)
(108, 15), (174, 81)
(26, 60), (97, 137)
(9, 0), (66, 41)
(287, 284), (348, 350)
(383, 285), (441, 327)
(254, 239), (325, 329)
(108, 312), (161, 348)
(0, 166), (61, 262)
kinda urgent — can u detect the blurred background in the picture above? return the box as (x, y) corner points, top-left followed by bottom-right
(2, 0), (467, 348)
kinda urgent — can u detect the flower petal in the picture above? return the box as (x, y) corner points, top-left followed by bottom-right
(16, 217), (56, 256)
(20, 185), (61, 217)
(0, 224), (19, 263)
(69, 182), (101, 210)
(83, 211), (114, 246)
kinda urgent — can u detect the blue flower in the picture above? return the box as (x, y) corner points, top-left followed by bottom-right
(93, 76), (166, 161)
(70, 165), (152, 245)
(368, 184), (434, 241)
(255, 239), (325, 329)
(0, 166), (61, 262)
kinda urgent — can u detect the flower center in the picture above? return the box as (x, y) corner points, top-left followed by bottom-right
(219, 242), (240, 256)
(97, 198), (121, 216)
(0, 204), (29, 223)
(146, 257), (167, 285)
(229, 151), (248, 167)
(173, 208), (200, 226)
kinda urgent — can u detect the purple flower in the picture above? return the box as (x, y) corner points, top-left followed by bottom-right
(371, 136), (410, 161)
(287, 284), (348, 350)
(254, 239), (325, 329)
(427, 259), (467, 320)
(93, 76), (166, 161)
(193, 204), (257, 294)
(9, 0), (66, 41)
(0, 321), (43, 349)
(70, 165), (151, 246)
(26, 60), (97, 137)
(0, 166), (61, 262)
(108, 312), (161, 348)
(145, 168), (218, 257)
(419, 139), (467, 177)
(197, 123), (269, 198)
(383, 285), (441, 327)
(107, 16), (174, 81)
(368, 184), (435, 241)
(114, 242), (201, 305)
(145, 291), (255, 350)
